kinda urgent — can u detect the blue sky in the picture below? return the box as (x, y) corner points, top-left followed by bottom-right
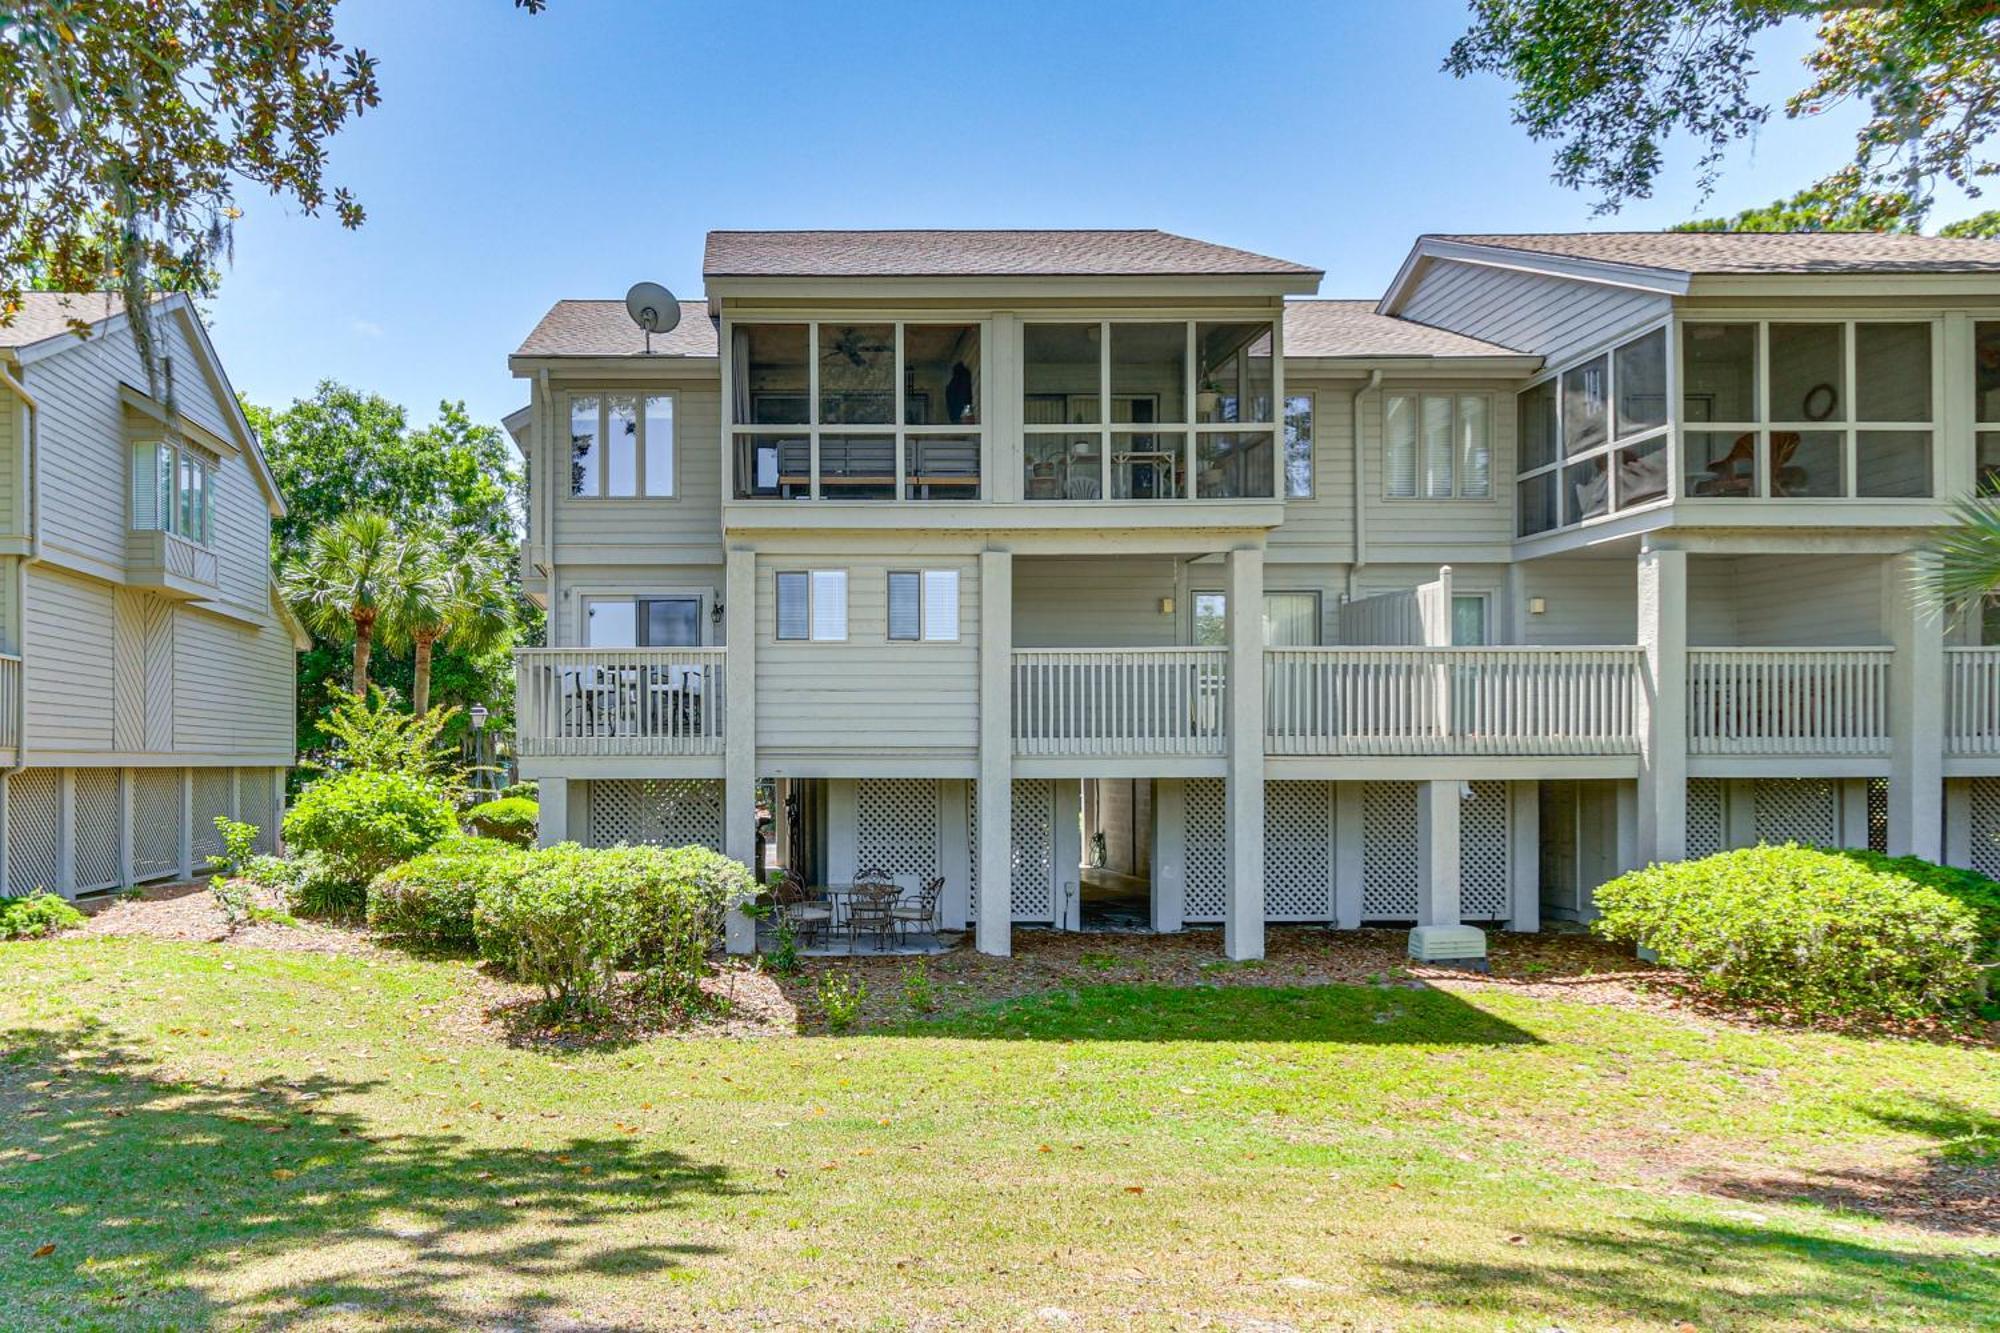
(202, 0), (1961, 429)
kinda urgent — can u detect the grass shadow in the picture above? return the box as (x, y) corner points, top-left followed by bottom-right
(0, 1020), (745, 1329)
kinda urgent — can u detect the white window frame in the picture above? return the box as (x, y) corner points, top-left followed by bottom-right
(1675, 316), (1939, 504)
(579, 592), (709, 648)
(1515, 320), (1674, 537)
(887, 569), (961, 643)
(1384, 391), (1494, 501)
(1019, 317), (1284, 503)
(1261, 589), (1323, 646)
(775, 569), (848, 642)
(147, 438), (214, 546)
(1283, 392), (1315, 499)
(566, 391), (677, 499)
(727, 321), (987, 503)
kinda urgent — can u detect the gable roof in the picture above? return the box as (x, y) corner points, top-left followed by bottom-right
(1425, 231), (2000, 276)
(1283, 299), (1526, 358)
(0, 291), (143, 349)
(514, 299), (718, 359)
(703, 229), (1320, 279)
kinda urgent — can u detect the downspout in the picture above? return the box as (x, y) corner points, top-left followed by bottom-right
(1347, 369), (1382, 601)
(1, 357), (41, 777)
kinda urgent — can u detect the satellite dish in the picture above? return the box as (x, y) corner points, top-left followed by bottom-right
(625, 281), (681, 353)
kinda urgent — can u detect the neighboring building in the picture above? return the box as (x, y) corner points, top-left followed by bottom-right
(506, 227), (2000, 958)
(0, 293), (304, 897)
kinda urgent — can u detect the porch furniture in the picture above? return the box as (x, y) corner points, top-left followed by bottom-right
(890, 875), (945, 941)
(846, 883), (900, 952)
(1690, 431), (1806, 498)
(772, 872), (833, 948)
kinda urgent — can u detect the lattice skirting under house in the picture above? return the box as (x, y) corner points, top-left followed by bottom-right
(1965, 779), (2000, 879)
(1, 765), (285, 897)
(1686, 777), (1875, 856)
(584, 779), (724, 850)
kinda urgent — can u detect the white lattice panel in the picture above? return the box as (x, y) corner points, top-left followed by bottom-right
(1361, 781), (1420, 920)
(966, 781), (979, 914)
(6, 769), (58, 895)
(1972, 780), (2000, 879)
(1459, 781), (1510, 920)
(1263, 781), (1332, 921)
(237, 769), (279, 854)
(1010, 779), (1054, 922)
(1867, 777), (1888, 854)
(73, 768), (122, 891)
(1183, 778), (1228, 923)
(191, 768), (233, 864)
(1686, 779), (1725, 859)
(856, 779), (939, 879)
(132, 769), (182, 881)
(1753, 779), (1837, 849)
(587, 779), (723, 849)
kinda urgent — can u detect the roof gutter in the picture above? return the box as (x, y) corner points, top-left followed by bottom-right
(1, 356), (41, 776)
(1348, 370), (1382, 599)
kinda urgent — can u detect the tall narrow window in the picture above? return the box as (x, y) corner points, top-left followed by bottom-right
(569, 395), (600, 497)
(775, 572), (811, 641)
(1385, 395), (1417, 497)
(809, 570), (847, 641)
(644, 396), (675, 496)
(1283, 394), (1314, 498)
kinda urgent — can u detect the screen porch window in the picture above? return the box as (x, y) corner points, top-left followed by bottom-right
(1680, 319), (1934, 504)
(1385, 393), (1491, 499)
(776, 570), (848, 641)
(1022, 319), (1278, 501)
(1516, 325), (1669, 536)
(568, 393), (674, 497)
(1975, 322), (2000, 490)
(887, 570), (961, 641)
(135, 439), (214, 545)
(731, 322), (982, 501)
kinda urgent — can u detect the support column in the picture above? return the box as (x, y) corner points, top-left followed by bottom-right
(1885, 550), (1944, 860)
(536, 777), (569, 846)
(1415, 778), (1461, 927)
(177, 768), (194, 880)
(1151, 778), (1186, 932)
(1636, 544), (1689, 865)
(1507, 780), (1540, 932)
(723, 543), (759, 953)
(1223, 547), (1265, 960)
(1053, 778), (1082, 930)
(827, 780), (858, 885)
(1838, 778), (1871, 850)
(1333, 782), (1362, 929)
(1946, 780), (1974, 869)
(976, 548), (1014, 955)
(56, 767), (74, 897)
(939, 779), (971, 930)
(119, 767), (135, 889)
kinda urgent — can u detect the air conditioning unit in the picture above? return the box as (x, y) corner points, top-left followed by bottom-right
(1408, 924), (1489, 969)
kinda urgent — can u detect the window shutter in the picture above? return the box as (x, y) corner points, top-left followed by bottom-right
(1384, 396), (1416, 497)
(921, 570), (959, 641)
(1421, 394), (1454, 498)
(776, 573), (810, 640)
(887, 572), (920, 640)
(810, 570), (847, 641)
(1457, 395), (1491, 498)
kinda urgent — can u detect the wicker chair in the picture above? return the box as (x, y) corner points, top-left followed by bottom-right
(773, 872), (832, 948)
(890, 875), (944, 942)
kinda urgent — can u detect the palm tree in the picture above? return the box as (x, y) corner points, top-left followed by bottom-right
(283, 512), (432, 696)
(1931, 491), (2000, 625)
(384, 530), (514, 716)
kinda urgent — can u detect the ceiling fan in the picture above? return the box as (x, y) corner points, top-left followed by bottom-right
(823, 326), (892, 368)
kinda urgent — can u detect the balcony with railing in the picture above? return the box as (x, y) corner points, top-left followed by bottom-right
(1948, 647), (2000, 758)
(1264, 647), (1642, 756)
(516, 648), (725, 758)
(1686, 647), (1891, 757)
(1012, 648), (1227, 757)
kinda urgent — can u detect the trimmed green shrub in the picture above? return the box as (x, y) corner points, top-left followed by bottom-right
(463, 795), (538, 847)
(1594, 844), (1981, 1018)
(0, 892), (85, 940)
(611, 845), (755, 1008)
(473, 844), (644, 1011)
(1836, 851), (2000, 958)
(369, 839), (528, 949)
(282, 771), (457, 885)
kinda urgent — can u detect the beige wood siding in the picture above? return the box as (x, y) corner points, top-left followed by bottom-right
(1013, 556), (1179, 648)
(1689, 553), (1889, 647)
(23, 564), (115, 751)
(1266, 378), (1356, 560)
(1518, 558), (1638, 646)
(548, 564), (726, 647)
(1399, 259), (1670, 367)
(549, 382), (725, 566)
(174, 604), (295, 755)
(754, 553), (979, 757)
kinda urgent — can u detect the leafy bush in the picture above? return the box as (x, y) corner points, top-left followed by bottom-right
(286, 855), (367, 921)
(1837, 851), (2000, 958)
(463, 795), (538, 847)
(369, 838), (528, 949)
(282, 770), (457, 885)
(622, 845), (754, 1009)
(311, 686), (465, 790)
(1594, 844), (1981, 1018)
(207, 817), (262, 878)
(0, 892), (85, 940)
(473, 844), (643, 1011)
(817, 970), (867, 1032)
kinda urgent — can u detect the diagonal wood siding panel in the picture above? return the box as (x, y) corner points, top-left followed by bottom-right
(142, 596), (175, 751)
(113, 590), (146, 751)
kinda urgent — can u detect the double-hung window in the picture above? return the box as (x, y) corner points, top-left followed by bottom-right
(1384, 393), (1491, 499)
(1516, 326), (1669, 535)
(887, 570), (960, 642)
(775, 570), (848, 641)
(568, 393), (675, 497)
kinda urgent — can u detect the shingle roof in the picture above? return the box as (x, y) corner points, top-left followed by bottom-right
(1428, 231), (2000, 275)
(0, 291), (134, 348)
(703, 229), (1320, 278)
(513, 299), (718, 358)
(1284, 299), (1524, 358)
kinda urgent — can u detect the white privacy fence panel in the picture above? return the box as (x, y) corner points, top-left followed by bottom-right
(516, 649), (725, 757)
(856, 779), (939, 880)
(1013, 649), (1227, 757)
(587, 779), (724, 850)
(1686, 648), (1890, 756)
(1948, 648), (2000, 756)
(1336, 588), (1423, 646)
(1265, 648), (1640, 756)
(1183, 778), (1228, 922)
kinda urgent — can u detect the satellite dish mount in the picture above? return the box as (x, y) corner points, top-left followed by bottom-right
(625, 281), (681, 355)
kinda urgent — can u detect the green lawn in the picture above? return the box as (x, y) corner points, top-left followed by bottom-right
(2, 936), (1996, 1330)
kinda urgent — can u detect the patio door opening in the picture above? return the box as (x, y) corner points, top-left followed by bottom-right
(1079, 778), (1154, 931)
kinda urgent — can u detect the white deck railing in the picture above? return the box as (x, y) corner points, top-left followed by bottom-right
(1013, 648), (1227, 756)
(1686, 647), (1891, 756)
(515, 648), (725, 757)
(0, 653), (17, 749)
(1264, 647), (1641, 755)
(1948, 647), (2000, 757)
